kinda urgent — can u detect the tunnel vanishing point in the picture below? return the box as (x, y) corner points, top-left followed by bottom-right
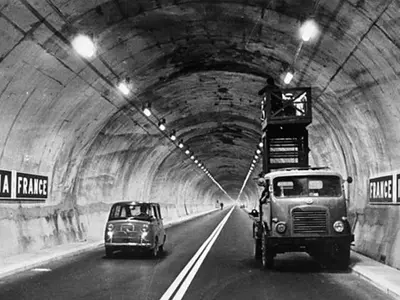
(0, 0), (399, 270)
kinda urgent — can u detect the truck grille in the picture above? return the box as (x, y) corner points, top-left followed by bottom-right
(292, 208), (327, 234)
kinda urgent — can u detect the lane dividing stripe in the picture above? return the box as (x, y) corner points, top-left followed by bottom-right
(159, 206), (235, 300)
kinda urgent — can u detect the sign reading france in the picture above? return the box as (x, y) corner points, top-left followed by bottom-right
(16, 172), (48, 198)
(369, 175), (393, 203)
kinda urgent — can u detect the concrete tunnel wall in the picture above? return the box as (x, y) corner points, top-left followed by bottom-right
(1, 0), (400, 270)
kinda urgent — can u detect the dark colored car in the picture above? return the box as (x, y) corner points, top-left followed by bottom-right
(104, 202), (166, 258)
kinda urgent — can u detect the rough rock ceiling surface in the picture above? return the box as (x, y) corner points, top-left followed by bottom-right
(0, 0), (399, 204)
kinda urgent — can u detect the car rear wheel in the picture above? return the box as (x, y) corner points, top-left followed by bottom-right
(151, 239), (159, 258)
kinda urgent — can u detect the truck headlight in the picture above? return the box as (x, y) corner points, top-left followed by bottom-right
(107, 224), (114, 231)
(276, 222), (287, 234)
(333, 221), (344, 233)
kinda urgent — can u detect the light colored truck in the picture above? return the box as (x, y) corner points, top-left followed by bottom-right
(250, 167), (354, 269)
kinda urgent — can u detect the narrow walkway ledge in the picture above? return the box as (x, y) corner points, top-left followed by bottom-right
(350, 250), (400, 300)
(0, 208), (220, 280)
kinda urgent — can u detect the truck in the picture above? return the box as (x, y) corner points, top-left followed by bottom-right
(251, 83), (354, 269)
(250, 167), (353, 269)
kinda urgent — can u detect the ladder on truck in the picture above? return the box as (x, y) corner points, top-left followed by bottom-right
(259, 86), (312, 173)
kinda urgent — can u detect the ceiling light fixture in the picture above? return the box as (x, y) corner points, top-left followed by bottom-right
(170, 130), (176, 141)
(143, 103), (151, 116)
(300, 19), (318, 42)
(158, 118), (166, 131)
(118, 81), (131, 95)
(284, 71), (294, 85)
(178, 140), (184, 148)
(71, 34), (96, 58)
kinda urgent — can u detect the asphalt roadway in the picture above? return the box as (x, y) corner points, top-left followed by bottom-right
(0, 207), (395, 300)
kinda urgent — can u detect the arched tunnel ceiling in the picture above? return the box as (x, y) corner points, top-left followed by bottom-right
(0, 0), (399, 201)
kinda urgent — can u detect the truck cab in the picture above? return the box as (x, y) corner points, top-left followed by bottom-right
(250, 167), (354, 269)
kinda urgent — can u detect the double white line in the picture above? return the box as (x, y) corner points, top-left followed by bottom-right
(159, 206), (235, 300)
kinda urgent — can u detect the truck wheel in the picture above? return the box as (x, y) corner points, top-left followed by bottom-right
(254, 238), (262, 260)
(105, 247), (114, 258)
(332, 242), (350, 270)
(261, 234), (274, 269)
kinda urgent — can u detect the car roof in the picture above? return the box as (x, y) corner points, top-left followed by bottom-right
(111, 201), (159, 206)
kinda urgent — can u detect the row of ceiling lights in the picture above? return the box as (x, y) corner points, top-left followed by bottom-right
(236, 140), (263, 201)
(70, 34), (232, 198)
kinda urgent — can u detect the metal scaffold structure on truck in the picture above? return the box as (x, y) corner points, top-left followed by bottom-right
(258, 83), (312, 173)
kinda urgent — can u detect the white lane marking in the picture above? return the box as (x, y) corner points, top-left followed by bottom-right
(172, 207), (234, 300)
(160, 206), (235, 300)
(31, 268), (51, 272)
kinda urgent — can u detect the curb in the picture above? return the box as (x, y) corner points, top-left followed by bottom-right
(349, 267), (400, 300)
(0, 242), (103, 280)
(349, 252), (400, 300)
(0, 208), (220, 280)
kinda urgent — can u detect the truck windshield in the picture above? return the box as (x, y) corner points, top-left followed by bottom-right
(273, 175), (342, 198)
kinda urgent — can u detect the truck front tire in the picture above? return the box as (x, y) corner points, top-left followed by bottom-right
(254, 238), (262, 260)
(261, 234), (274, 269)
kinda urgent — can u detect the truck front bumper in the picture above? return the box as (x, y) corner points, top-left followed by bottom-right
(265, 234), (354, 252)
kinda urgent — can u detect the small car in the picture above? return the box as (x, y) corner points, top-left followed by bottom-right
(104, 201), (166, 258)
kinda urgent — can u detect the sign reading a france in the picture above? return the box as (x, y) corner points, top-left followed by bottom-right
(0, 169), (48, 202)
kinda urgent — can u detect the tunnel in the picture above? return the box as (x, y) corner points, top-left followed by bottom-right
(0, 0), (399, 272)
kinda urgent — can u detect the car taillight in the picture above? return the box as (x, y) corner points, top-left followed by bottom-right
(107, 224), (114, 231)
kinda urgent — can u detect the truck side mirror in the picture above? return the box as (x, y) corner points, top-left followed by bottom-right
(347, 176), (353, 184)
(249, 209), (259, 218)
(257, 178), (266, 187)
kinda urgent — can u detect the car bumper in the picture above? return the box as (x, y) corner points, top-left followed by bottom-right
(105, 242), (153, 247)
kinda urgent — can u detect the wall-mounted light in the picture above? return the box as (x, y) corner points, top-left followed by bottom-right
(259, 141), (263, 148)
(143, 103), (151, 116)
(170, 130), (176, 141)
(158, 118), (166, 131)
(256, 149), (261, 155)
(71, 34), (96, 58)
(198, 163), (202, 167)
(284, 71), (294, 85)
(178, 139), (184, 148)
(185, 149), (190, 155)
(194, 159), (198, 164)
(190, 155), (195, 160)
(252, 159), (256, 164)
(254, 155), (259, 160)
